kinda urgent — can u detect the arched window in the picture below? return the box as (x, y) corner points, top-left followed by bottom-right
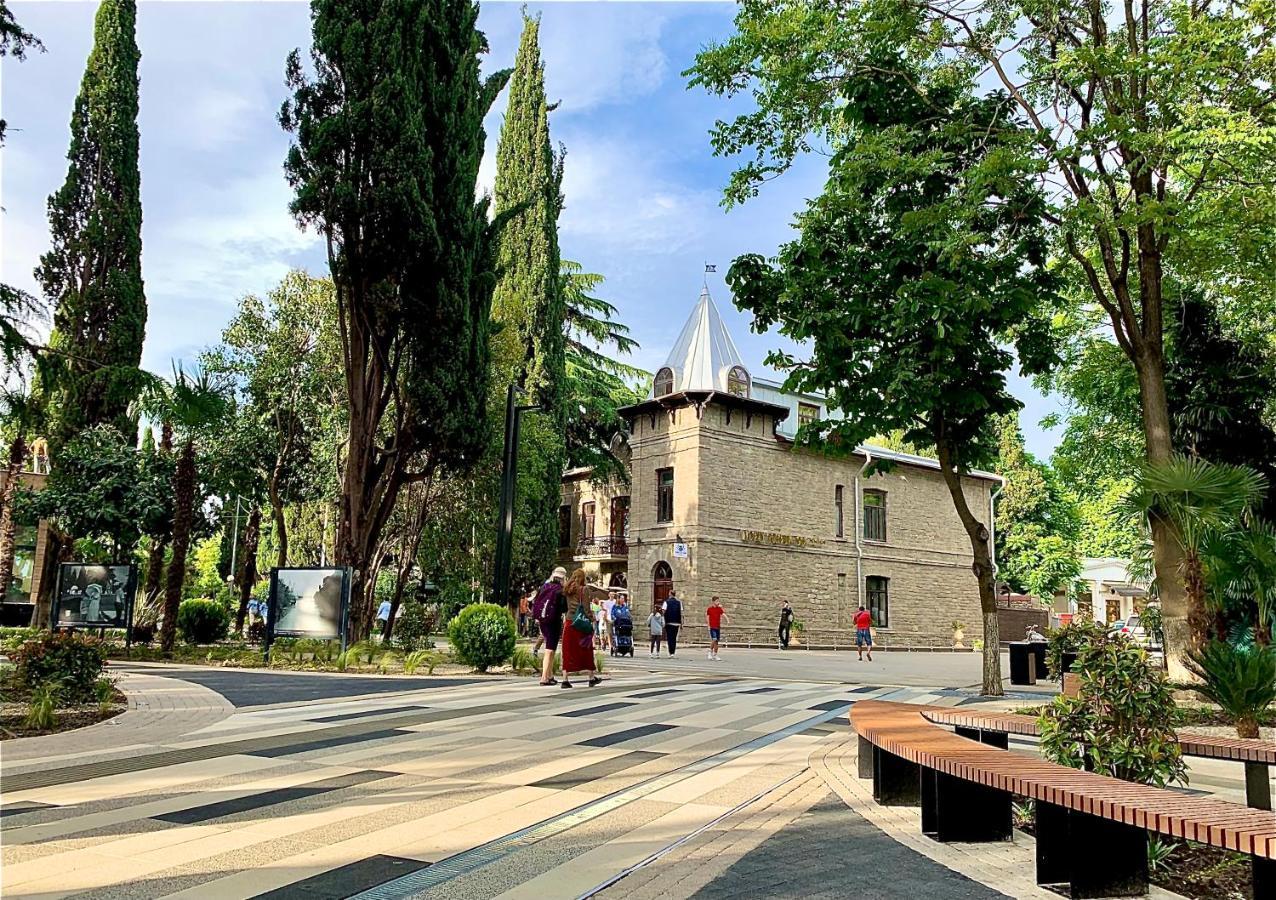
(653, 561), (673, 608)
(654, 367), (674, 396)
(727, 366), (750, 397)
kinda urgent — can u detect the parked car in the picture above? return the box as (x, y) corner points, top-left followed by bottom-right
(1117, 614), (1150, 646)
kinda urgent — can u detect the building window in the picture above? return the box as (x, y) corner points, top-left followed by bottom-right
(656, 468), (674, 523)
(558, 505), (572, 549)
(654, 367), (674, 397)
(798, 402), (819, 429)
(866, 576), (889, 628)
(580, 502), (596, 542)
(611, 496), (630, 538)
(727, 366), (750, 397)
(863, 489), (886, 542)
(6, 524), (37, 602)
(834, 485), (844, 538)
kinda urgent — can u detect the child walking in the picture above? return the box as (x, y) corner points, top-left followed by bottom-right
(647, 608), (665, 657)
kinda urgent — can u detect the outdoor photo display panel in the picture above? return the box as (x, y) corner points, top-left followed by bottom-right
(54, 564), (135, 628)
(269, 567), (348, 641)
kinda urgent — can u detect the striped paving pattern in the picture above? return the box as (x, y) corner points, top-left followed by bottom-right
(1, 673), (969, 899)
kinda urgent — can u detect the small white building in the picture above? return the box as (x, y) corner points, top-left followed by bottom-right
(1071, 557), (1147, 624)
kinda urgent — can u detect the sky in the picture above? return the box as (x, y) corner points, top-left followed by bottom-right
(1, 0), (1065, 459)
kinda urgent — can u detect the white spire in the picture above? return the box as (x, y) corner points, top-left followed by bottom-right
(653, 284), (750, 397)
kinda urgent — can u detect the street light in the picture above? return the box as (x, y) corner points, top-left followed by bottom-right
(492, 382), (543, 607)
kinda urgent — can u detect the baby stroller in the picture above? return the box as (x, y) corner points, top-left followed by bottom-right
(611, 605), (634, 657)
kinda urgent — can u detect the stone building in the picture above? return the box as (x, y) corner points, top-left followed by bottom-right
(557, 286), (1001, 649)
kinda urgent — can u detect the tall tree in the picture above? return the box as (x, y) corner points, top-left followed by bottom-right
(35, 0), (146, 452)
(690, 0), (1276, 680)
(714, 49), (1058, 695)
(489, 13), (566, 593)
(281, 0), (508, 638)
(138, 368), (230, 652)
(562, 260), (647, 482)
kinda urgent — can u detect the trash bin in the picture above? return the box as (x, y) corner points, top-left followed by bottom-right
(1008, 642), (1036, 685)
(1029, 642), (1049, 680)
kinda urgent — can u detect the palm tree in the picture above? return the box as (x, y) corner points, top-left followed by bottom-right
(1204, 520), (1276, 646)
(139, 366), (229, 652)
(1126, 456), (1266, 658)
(1186, 641), (1276, 739)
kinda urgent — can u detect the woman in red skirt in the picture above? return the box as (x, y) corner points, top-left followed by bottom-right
(560, 568), (600, 688)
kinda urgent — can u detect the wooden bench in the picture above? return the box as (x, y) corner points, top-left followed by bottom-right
(921, 707), (1276, 810)
(851, 700), (1276, 899)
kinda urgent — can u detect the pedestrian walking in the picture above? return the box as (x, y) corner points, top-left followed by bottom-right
(706, 596), (726, 660)
(517, 589), (532, 638)
(595, 596), (610, 651)
(647, 607), (665, 657)
(533, 567), (568, 685)
(778, 600), (794, 649)
(855, 604), (874, 661)
(376, 598), (393, 640)
(560, 569), (600, 688)
(663, 590), (683, 656)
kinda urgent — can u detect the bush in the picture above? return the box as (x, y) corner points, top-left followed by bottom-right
(392, 599), (434, 651)
(1045, 617), (1108, 677)
(1186, 641), (1276, 739)
(12, 632), (108, 703)
(1039, 638), (1186, 787)
(447, 603), (516, 672)
(1, 626), (40, 653)
(177, 599), (230, 644)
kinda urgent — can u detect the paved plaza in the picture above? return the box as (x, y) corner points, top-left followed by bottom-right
(0, 656), (1256, 899)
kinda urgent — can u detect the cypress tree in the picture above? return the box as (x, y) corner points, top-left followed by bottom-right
(490, 13), (566, 590)
(35, 0), (146, 452)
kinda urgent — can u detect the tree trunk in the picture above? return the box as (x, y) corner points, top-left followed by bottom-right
(1135, 353), (1193, 681)
(140, 536), (168, 623)
(1236, 717), (1260, 740)
(0, 433), (28, 601)
(935, 438), (1002, 696)
(234, 504), (261, 634)
(268, 448), (289, 567)
(159, 441), (197, 653)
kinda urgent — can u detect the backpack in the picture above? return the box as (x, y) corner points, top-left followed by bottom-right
(533, 581), (563, 623)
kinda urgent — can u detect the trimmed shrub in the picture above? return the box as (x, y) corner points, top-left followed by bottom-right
(392, 599), (433, 651)
(1039, 637), (1186, 787)
(177, 599), (230, 644)
(447, 603), (516, 672)
(12, 631), (108, 702)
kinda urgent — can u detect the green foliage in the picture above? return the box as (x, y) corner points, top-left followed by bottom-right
(93, 675), (115, 704)
(25, 681), (58, 730)
(36, 0), (145, 451)
(509, 645), (538, 674)
(593, 651), (605, 674)
(402, 648), (440, 676)
(0, 626), (40, 653)
(376, 650), (400, 674)
(487, 14), (567, 592)
(1139, 604), (1165, 648)
(1146, 838), (1179, 875)
(27, 424), (172, 560)
(176, 599), (230, 644)
(189, 533), (225, 600)
(447, 602), (516, 672)
(1045, 618), (1107, 679)
(281, 0), (507, 633)
(391, 599), (433, 651)
(1186, 642), (1276, 739)
(12, 631), (107, 703)
(1039, 638), (1187, 787)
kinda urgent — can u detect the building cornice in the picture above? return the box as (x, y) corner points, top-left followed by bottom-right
(619, 390), (790, 426)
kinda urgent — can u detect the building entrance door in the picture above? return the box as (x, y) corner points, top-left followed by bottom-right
(653, 561), (672, 612)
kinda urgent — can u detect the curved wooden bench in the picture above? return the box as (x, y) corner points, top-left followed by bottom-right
(920, 707), (1276, 809)
(851, 700), (1275, 899)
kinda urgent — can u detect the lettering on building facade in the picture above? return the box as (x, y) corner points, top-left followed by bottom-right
(740, 530), (826, 549)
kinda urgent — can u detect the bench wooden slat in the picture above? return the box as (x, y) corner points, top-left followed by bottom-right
(851, 700), (1276, 860)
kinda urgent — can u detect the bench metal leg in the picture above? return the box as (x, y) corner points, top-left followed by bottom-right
(1035, 801), (1072, 886)
(1244, 761), (1272, 811)
(930, 771), (1011, 842)
(872, 746), (920, 806)
(858, 734), (875, 780)
(921, 768), (938, 835)
(1255, 856), (1274, 900)
(1036, 802), (1148, 898)
(955, 725), (1009, 749)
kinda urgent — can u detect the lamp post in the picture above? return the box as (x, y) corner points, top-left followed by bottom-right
(492, 383), (543, 608)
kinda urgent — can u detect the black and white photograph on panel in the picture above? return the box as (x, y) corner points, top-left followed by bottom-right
(270, 567), (348, 640)
(54, 564), (134, 628)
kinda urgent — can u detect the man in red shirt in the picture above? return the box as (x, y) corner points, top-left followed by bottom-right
(706, 596), (727, 660)
(855, 604), (874, 661)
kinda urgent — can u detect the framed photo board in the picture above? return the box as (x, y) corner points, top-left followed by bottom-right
(53, 563), (136, 632)
(267, 567), (350, 653)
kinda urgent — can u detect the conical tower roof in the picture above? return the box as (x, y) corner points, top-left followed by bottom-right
(653, 285), (749, 396)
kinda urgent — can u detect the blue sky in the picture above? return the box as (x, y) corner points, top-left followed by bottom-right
(2, 1), (1064, 458)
